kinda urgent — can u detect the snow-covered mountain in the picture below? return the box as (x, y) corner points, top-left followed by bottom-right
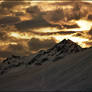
(28, 39), (83, 65)
(0, 39), (84, 75)
(0, 39), (92, 91)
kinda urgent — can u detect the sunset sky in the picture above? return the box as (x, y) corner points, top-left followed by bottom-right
(0, 0), (92, 61)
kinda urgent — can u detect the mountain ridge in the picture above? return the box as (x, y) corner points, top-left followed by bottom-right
(0, 39), (92, 91)
(0, 43), (92, 91)
(28, 39), (83, 65)
(0, 39), (85, 75)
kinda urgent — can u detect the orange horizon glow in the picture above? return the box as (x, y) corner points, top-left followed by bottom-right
(7, 18), (92, 48)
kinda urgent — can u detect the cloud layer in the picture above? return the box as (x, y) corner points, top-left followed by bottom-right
(0, 1), (92, 61)
(28, 38), (56, 51)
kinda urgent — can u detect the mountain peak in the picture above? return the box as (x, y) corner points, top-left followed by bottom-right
(50, 39), (81, 49)
(46, 39), (83, 58)
(59, 39), (77, 45)
(28, 39), (83, 65)
(0, 39), (84, 75)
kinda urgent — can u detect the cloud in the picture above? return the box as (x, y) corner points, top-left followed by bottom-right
(45, 8), (65, 22)
(26, 6), (41, 18)
(15, 9), (79, 30)
(31, 31), (76, 36)
(0, 7), (9, 16)
(43, 8), (65, 24)
(65, 4), (88, 20)
(0, 25), (20, 42)
(62, 23), (79, 29)
(83, 41), (92, 46)
(88, 14), (92, 20)
(50, 1), (90, 21)
(0, 43), (29, 58)
(0, 50), (12, 58)
(73, 33), (83, 37)
(0, 26), (13, 41)
(0, 31), (8, 40)
(88, 28), (92, 35)
(1, 0), (25, 9)
(8, 44), (29, 55)
(28, 38), (56, 51)
(15, 12), (25, 16)
(15, 16), (61, 30)
(0, 16), (20, 25)
(0, 0), (30, 18)
(8, 44), (24, 51)
(0, 1), (92, 60)
(15, 6), (56, 30)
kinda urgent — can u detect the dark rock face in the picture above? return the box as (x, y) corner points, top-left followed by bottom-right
(0, 55), (25, 75)
(47, 39), (82, 54)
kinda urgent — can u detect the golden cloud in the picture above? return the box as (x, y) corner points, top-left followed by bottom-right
(0, 1), (92, 60)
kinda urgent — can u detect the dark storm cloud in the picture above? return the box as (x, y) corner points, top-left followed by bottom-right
(45, 8), (64, 22)
(0, 0), (29, 18)
(28, 38), (56, 51)
(26, 6), (41, 17)
(14, 4), (81, 30)
(15, 17), (61, 30)
(8, 44), (29, 56)
(0, 16), (21, 25)
(31, 31), (76, 36)
(0, 50), (12, 58)
(73, 31), (84, 35)
(62, 24), (79, 29)
(15, 18), (49, 30)
(84, 42), (92, 46)
(65, 5), (88, 21)
(0, 43), (29, 58)
(8, 44), (24, 51)
(0, 25), (14, 41)
(73, 33), (83, 37)
(88, 14), (92, 20)
(15, 6), (79, 30)
(0, 25), (18, 42)
(51, 1), (89, 21)
(15, 6), (56, 30)
(0, 1), (92, 60)
(71, 3), (88, 20)
(15, 12), (26, 17)
(1, 0), (25, 9)
(88, 28), (92, 35)
(0, 31), (7, 40)
(0, 7), (9, 16)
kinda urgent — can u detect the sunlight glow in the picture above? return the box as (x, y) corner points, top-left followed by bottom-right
(64, 20), (92, 32)
(0, 41), (17, 46)
(75, 20), (92, 31)
(54, 35), (89, 48)
(33, 27), (60, 33)
(9, 32), (32, 39)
